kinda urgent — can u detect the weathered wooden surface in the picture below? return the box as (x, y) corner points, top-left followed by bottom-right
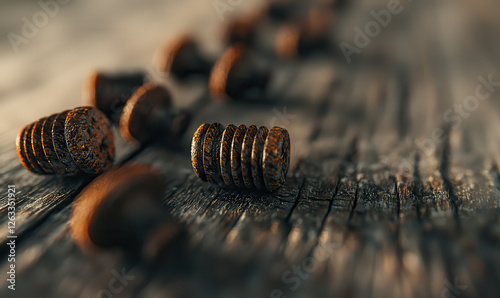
(1, 0), (500, 297)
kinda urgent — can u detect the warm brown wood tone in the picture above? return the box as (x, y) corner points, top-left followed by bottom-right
(1, 0), (500, 297)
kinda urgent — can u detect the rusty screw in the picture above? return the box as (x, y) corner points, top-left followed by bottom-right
(191, 123), (290, 192)
(16, 106), (115, 176)
(209, 44), (271, 101)
(70, 163), (186, 259)
(275, 6), (335, 59)
(223, 0), (308, 46)
(155, 35), (213, 80)
(119, 82), (191, 145)
(83, 71), (147, 123)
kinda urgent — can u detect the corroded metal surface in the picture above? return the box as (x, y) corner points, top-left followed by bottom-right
(65, 106), (115, 175)
(52, 110), (81, 175)
(262, 126), (290, 192)
(251, 126), (268, 191)
(220, 124), (237, 186)
(191, 123), (210, 182)
(41, 114), (66, 175)
(16, 125), (34, 173)
(202, 122), (224, 185)
(230, 124), (247, 188)
(24, 123), (45, 174)
(191, 123), (290, 192)
(241, 125), (258, 189)
(120, 83), (174, 144)
(16, 107), (115, 176)
(31, 117), (54, 174)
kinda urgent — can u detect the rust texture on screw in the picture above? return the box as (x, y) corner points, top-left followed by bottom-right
(16, 106), (115, 176)
(155, 35), (212, 79)
(52, 110), (81, 175)
(120, 83), (191, 145)
(24, 123), (45, 174)
(251, 126), (269, 191)
(83, 71), (146, 122)
(263, 126), (290, 192)
(191, 123), (290, 192)
(66, 107), (115, 175)
(191, 123), (210, 182)
(16, 126), (35, 174)
(70, 163), (166, 251)
(41, 114), (66, 175)
(31, 117), (54, 174)
(230, 124), (247, 188)
(220, 124), (237, 186)
(203, 123), (224, 185)
(241, 125), (258, 189)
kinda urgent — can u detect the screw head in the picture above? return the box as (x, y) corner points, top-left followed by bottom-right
(209, 45), (271, 101)
(155, 35), (212, 79)
(84, 71), (146, 122)
(65, 106), (115, 175)
(70, 163), (165, 251)
(120, 83), (190, 145)
(263, 126), (290, 192)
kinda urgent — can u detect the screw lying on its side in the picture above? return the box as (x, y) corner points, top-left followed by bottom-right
(209, 44), (271, 101)
(191, 123), (290, 192)
(120, 82), (191, 145)
(83, 71), (147, 122)
(154, 35), (213, 80)
(70, 163), (186, 260)
(16, 106), (115, 175)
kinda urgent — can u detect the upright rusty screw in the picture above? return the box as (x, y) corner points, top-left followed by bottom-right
(83, 71), (147, 122)
(191, 123), (290, 192)
(120, 83), (191, 145)
(16, 106), (115, 176)
(70, 163), (185, 259)
(155, 35), (213, 80)
(209, 44), (271, 101)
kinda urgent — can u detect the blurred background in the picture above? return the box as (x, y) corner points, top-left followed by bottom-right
(2, 0), (500, 297)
